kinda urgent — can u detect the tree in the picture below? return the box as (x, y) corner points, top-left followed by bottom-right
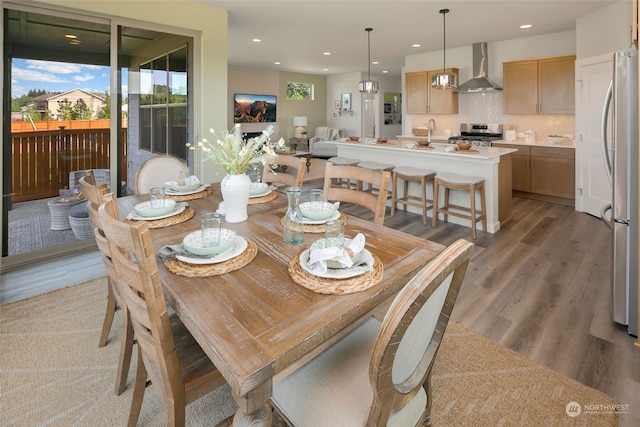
(56, 99), (73, 120)
(72, 98), (92, 120)
(99, 94), (111, 119)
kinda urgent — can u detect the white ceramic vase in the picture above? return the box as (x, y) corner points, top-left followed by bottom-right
(220, 173), (251, 223)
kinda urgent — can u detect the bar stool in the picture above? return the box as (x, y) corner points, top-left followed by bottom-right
(328, 156), (361, 188)
(432, 172), (486, 240)
(357, 161), (395, 195)
(391, 166), (436, 225)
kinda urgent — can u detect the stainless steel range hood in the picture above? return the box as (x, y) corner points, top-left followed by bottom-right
(456, 42), (502, 92)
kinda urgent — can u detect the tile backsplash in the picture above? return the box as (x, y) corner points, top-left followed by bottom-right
(407, 91), (575, 141)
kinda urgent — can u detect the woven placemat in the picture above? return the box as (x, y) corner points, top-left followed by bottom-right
(412, 146), (435, 150)
(288, 250), (383, 295)
(452, 149), (480, 154)
(164, 240), (258, 277)
(166, 188), (212, 201)
(125, 207), (195, 229)
(248, 190), (278, 205)
(279, 213), (348, 233)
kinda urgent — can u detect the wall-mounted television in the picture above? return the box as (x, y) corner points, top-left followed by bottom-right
(233, 93), (277, 123)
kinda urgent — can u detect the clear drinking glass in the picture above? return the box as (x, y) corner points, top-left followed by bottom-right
(179, 170), (189, 186)
(324, 219), (345, 248)
(201, 211), (222, 247)
(149, 187), (165, 208)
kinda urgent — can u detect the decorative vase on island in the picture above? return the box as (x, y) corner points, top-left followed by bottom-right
(220, 173), (251, 223)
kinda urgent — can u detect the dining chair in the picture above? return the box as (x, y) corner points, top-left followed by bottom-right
(97, 193), (229, 427)
(271, 238), (474, 427)
(79, 172), (134, 396)
(322, 161), (391, 225)
(133, 155), (189, 195)
(262, 155), (306, 188)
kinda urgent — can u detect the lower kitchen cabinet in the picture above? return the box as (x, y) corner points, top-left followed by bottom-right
(493, 143), (575, 201)
(530, 146), (575, 199)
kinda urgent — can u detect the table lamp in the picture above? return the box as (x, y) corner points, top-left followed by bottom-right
(293, 116), (307, 138)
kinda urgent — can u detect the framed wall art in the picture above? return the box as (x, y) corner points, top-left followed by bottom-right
(233, 93), (277, 123)
(341, 93), (352, 111)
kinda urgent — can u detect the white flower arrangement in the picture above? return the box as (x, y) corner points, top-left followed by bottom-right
(187, 124), (286, 175)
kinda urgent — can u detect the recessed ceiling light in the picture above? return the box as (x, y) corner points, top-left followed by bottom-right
(372, 61), (379, 65)
(323, 68), (329, 72)
(274, 61), (281, 65)
(252, 38), (261, 43)
(520, 24), (533, 29)
(382, 70), (388, 74)
(65, 34), (77, 39)
(323, 52), (331, 56)
(69, 39), (81, 45)
(412, 44), (421, 48)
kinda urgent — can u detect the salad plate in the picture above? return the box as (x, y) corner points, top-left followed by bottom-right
(176, 236), (248, 265)
(128, 203), (187, 221)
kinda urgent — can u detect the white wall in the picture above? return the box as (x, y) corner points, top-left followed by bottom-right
(577, 0), (634, 57)
(326, 72), (401, 139)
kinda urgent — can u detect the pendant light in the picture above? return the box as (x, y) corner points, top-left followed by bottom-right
(358, 27), (379, 93)
(431, 9), (457, 90)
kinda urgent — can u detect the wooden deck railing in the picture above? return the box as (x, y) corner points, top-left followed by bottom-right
(11, 127), (127, 202)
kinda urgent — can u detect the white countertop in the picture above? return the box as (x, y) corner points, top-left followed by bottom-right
(337, 139), (516, 160)
(492, 139), (575, 149)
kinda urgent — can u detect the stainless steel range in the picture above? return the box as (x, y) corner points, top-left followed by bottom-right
(448, 123), (503, 147)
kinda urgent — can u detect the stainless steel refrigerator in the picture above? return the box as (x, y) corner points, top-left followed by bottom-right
(601, 49), (638, 337)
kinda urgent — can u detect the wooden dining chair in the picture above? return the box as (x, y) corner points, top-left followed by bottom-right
(322, 161), (391, 225)
(79, 172), (134, 396)
(271, 238), (474, 427)
(97, 193), (229, 427)
(262, 155), (306, 188)
(133, 155), (189, 195)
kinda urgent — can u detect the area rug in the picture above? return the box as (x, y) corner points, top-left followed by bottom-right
(0, 278), (618, 426)
(7, 215), (78, 256)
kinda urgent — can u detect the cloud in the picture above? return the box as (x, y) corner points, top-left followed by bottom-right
(12, 67), (68, 84)
(26, 59), (82, 74)
(74, 74), (95, 83)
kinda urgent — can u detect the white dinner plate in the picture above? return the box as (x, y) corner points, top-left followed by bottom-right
(299, 247), (374, 279)
(176, 236), (248, 264)
(300, 210), (340, 225)
(249, 188), (272, 198)
(127, 204), (187, 221)
(165, 184), (210, 196)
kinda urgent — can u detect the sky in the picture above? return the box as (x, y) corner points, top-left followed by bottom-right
(11, 59), (127, 98)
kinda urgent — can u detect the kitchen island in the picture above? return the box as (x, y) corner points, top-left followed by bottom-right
(336, 140), (517, 233)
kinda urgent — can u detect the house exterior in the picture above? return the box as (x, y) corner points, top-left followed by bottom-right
(29, 89), (106, 120)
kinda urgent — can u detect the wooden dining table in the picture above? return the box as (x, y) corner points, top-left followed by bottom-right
(119, 184), (445, 426)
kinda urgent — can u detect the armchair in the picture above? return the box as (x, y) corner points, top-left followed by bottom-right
(309, 126), (344, 158)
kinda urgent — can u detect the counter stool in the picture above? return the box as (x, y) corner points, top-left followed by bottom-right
(328, 156), (361, 189)
(357, 161), (395, 195)
(432, 172), (486, 240)
(391, 166), (436, 225)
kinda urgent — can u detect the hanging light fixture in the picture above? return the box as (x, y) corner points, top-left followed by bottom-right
(358, 27), (379, 93)
(431, 8), (457, 90)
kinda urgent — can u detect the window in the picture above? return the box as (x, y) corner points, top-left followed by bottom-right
(139, 46), (188, 160)
(286, 82), (314, 100)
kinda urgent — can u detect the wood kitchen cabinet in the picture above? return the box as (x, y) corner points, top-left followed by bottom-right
(493, 143), (531, 192)
(530, 146), (575, 199)
(405, 68), (459, 114)
(503, 55), (576, 114)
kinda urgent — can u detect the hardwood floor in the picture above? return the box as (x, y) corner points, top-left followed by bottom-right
(3, 174), (638, 425)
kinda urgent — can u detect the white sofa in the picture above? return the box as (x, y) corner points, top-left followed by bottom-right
(309, 127), (344, 158)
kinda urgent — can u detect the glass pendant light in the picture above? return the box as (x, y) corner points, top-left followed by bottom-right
(431, 9), (457, 90)
(358, 27), (379, 94)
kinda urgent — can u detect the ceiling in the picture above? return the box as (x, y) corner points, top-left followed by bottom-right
(198, 0), (620, 77)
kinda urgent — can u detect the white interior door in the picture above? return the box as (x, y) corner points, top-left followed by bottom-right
(576, 53), (613, 216)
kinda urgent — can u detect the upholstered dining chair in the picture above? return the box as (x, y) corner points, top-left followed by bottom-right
(322, 161), (391, 225)
(271, 238), (474, 427)
(261, 155), (306, 188)
(79, 172), (134, 396)
(98, 193), (229, 426)
(133, 155), (189, 195)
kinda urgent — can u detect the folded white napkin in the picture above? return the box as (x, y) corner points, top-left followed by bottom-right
(307, 233), (366, 275)
(165, 175), (201, 187)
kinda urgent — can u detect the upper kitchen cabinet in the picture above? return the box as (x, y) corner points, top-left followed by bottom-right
(503, 55), (576, 114)
(406, 68), (459, 114)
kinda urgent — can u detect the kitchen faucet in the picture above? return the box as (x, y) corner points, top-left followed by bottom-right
(426, 119), (436, 142)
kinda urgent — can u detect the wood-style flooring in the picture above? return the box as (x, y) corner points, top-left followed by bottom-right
(2, 171), (638, 425)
